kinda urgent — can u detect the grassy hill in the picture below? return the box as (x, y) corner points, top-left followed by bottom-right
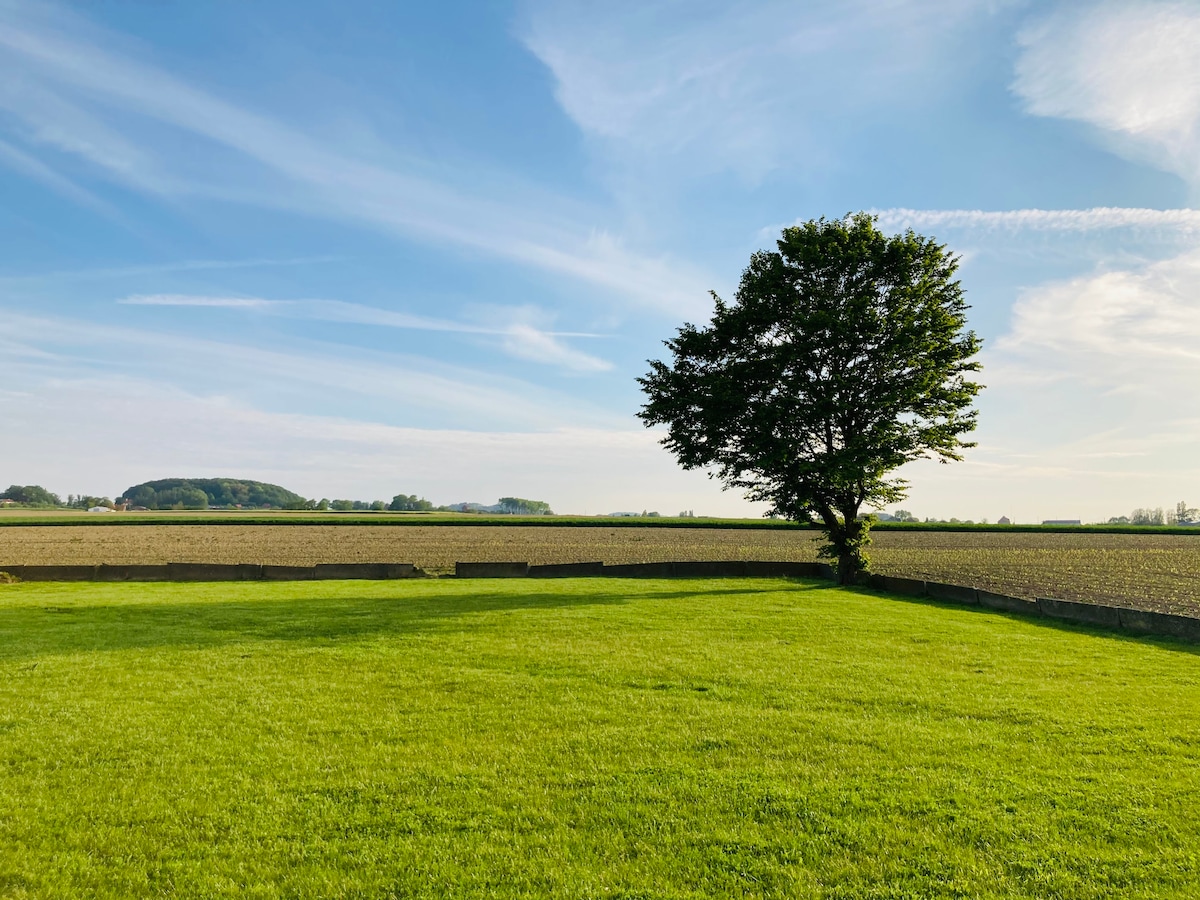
(1, 577), (1198, 897)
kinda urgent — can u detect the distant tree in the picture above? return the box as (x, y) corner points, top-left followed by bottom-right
(330, 500), (355, 511)
(497, 497), (553, 515)
(1130, 507), (1165, 526)
(1170, 501), (1198, 525)
(892, 509), (918, 523)
(389, 494), (434, 511)
(1107, 516), (1131, 525)
(1, 485), (62, 507)
(317, 498), (330, 511)
(369, 500), (386, 511)
(639, 214), (982, 583)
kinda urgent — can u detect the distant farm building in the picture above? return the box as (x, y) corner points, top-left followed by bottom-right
(1042, 519), (1081, 526)
(998, 515), (1011, 525)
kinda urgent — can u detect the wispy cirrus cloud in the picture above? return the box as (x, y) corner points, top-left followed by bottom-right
(1012, 1), (1200, 190)
(0, 135), (116, 215)
(0, 309), (620, 429)
(118, 294), (613, 372)
(0, 255), (341, 284)
(522, 0), (1014, 181)
(871, 206), (1200, 234)
(0, 1), (709, 315)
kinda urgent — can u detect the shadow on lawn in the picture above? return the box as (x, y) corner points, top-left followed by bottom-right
(845, 584), (1200, 656)
(0, 581), (803, 662)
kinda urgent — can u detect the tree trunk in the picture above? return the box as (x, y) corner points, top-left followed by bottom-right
(837, 551), (856, 585)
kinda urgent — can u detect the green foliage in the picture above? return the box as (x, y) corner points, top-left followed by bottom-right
(1131, 507), (1165, 526)
(640, 213), (982, 583)
(120, 478), (306, 510)
(389, 494), (434, 512)
(1, 579), (1199, 896)
(496, 497), (553, 515)
(0, 485), (62, 507)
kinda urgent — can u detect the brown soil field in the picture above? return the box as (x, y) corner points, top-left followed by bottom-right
(2, 525), (1199, 615)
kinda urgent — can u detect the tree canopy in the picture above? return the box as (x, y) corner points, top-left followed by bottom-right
(496, 497), (553, 515)
(120, 478), (307, 510)
(1, 485), (62, 507)
(639, 213), (982, 583)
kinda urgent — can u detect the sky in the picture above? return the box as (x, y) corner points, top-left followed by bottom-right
(2, 0), (1199, 521)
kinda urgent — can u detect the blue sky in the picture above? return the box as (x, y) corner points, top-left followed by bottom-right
(2, 0), (1199, 520)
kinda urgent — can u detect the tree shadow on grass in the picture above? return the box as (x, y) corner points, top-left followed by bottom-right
(844, 584), (1200, 657)
(0, 581), (806, 662)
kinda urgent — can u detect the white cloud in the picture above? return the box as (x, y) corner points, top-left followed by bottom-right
(996, 249), (1200, 378)
(1013, 1), (1200, 188)
(871, 206), (1200, 234)
(499, 323), (612, 372)
(0, 1), (710, 315)
(522, 0), (1009, 181)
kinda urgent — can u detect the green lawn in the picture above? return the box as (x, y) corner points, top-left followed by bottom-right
(1, 578), (1198, 899)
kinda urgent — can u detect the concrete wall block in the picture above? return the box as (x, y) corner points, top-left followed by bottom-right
(977, 590), (1040, 616)
(671, 561), (748, 578)
(1118, 607), (1200, 642)
(926, 581), (979, 605)
(166, 563), (263, 581)
(96, 564), (174, 585)
(261, 565), (316, 581)
(1037, 597), (1122, 629)
(867, 573), (888, 590)
(528, 562), (604, 578)
(742, 561), (821, 578)
(454, 562), (530, 578)
(12, 565), (99, 581)
(315, 563), (396, 580)
(602, 562), (675, 578)
(879, 575), (928, 597)
(815, 563), (837, 580)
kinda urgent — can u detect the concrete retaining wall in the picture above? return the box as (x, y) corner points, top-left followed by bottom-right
(3, 565), (98, 581)
(1037, 597), (1123, 629)
(315, 563), (415, 580)
(926, 581), (979, 605)
(261, 565), (317, 581)
(603, 562), (676, 578)
(455, 562), (530, 578)
(529, 562), (604, 578)
(1117, 607), (1200, 641)
(977, 590), (1040, 616)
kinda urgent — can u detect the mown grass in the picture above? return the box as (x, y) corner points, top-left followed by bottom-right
(1, 578), (1199, 899)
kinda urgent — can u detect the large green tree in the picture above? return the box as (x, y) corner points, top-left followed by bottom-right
(638, 214), (982, 584)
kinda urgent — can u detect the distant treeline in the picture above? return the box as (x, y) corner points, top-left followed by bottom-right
(121, 479), (308, 510)
(1, 481), (547, 515)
